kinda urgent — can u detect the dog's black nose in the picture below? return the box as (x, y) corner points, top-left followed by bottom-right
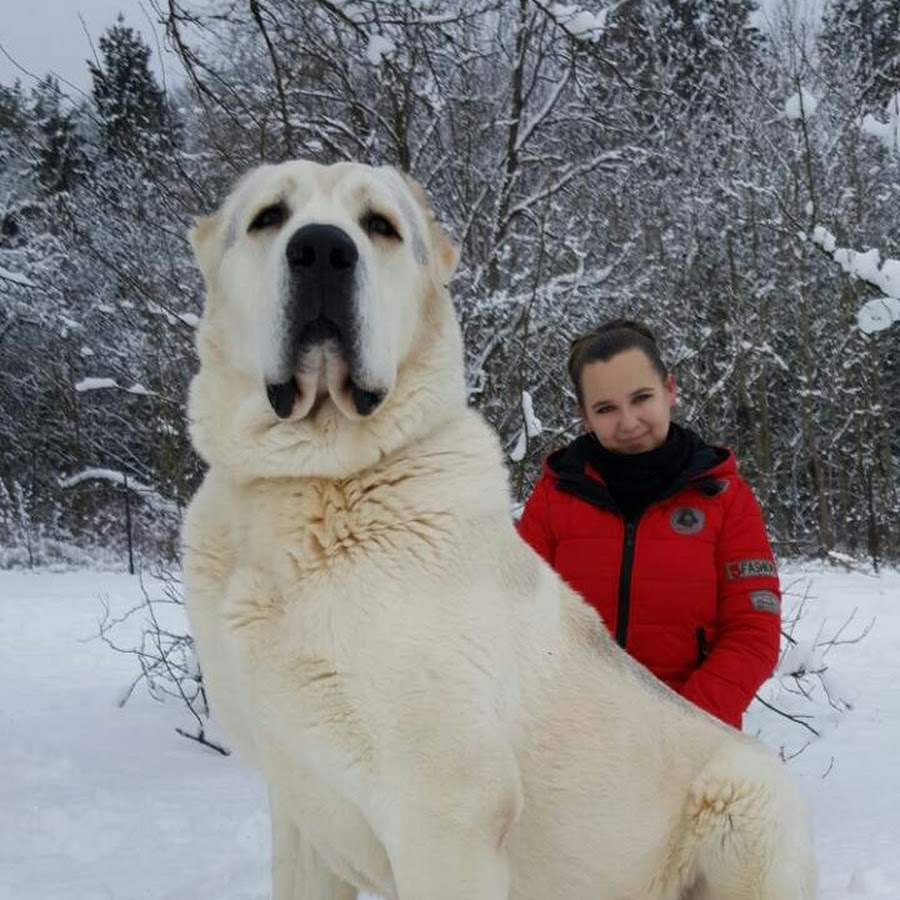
(286, 224), (358, 272)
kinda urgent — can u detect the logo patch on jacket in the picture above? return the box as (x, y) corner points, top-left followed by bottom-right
(725, 559), (777, 580)
(670, 507), (705, 535)
(750, 590), (781, 614)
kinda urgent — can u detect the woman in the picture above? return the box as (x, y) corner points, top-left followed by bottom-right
(517, 320), (781, 729)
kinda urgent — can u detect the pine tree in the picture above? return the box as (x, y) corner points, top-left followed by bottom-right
(29, 76), (87, 195)
(0, 80), (27, 135)
(0, 81), (28, 202)
(88, 15), (172, 159)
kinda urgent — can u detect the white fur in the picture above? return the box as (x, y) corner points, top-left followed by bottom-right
(182, 160), (818, 900)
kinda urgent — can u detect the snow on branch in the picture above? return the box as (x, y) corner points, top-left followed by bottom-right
(0, 265), (37, 288)
(59, 469), (178, 515)
(74, 377), (156, 395)
(365, 34), (396, 65)
(856, 297), (900, 335)
(784, 87), (819, 121)
(146, 301), (200, 329)
(505, 151), (625, 222)
(811, 226), (900, 334)
(75, 377), (118, 392)
(509, 390), (543, 463)
(514, 62), (574, 154)
(546, 4), (609, 42)
(861, 92), (900, 155)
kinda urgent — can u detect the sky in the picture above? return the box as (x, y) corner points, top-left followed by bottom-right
(0, 0), (182, 98)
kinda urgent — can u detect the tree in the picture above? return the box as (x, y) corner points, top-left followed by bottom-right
(821, 0), (900, 106)
(603, 0), (764, 113)
(0, 80), (27, 135)
(0, 80), (31, 225)
(29, 76), (87, 195)
(2, 0), (899, 565)
(88, 15), (173, 160)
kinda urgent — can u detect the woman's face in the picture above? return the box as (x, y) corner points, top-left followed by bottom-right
(579, 348), (676, 454)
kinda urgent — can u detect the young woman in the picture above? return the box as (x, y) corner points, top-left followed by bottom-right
(517, 320), (781, 729)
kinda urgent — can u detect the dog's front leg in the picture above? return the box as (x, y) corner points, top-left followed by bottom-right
(392, 827), (511, 900)
(270, 790), (356, 900)
(382, 778), (520, 900)
(387, 812), (513, 900)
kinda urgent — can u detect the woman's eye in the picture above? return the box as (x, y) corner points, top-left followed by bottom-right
(248, 203), (288, 232)
(634, 394), (652, 404)
(594, 406), (613, 415)
(363, 212), (400, 240)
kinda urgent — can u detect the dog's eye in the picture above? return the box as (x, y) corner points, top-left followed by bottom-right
(363, 212), (401, 241)
(248, 203), (288, 233)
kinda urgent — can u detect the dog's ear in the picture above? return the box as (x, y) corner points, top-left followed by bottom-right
(400, 173), (460, 280)
(189, 213), (220, 284)
(432, 223), (460, 279)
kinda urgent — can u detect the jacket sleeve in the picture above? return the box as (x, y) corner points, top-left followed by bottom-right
(679, 478), (781, 729)
(516, 473), (557, 566)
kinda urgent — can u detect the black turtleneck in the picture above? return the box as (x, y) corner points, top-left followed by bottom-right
(583, 422), (702, 518)
(547, 423), (727, 518)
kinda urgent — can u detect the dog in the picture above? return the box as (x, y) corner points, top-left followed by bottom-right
(181, 160), (817, 900)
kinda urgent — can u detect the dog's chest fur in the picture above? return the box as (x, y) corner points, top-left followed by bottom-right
(234, 457), (463, 586)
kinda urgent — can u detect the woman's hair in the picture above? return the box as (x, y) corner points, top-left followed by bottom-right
(566, 319), (668, 406)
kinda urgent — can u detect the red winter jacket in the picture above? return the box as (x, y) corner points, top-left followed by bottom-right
(517, 438), (781, 729)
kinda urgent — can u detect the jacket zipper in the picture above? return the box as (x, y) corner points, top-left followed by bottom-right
(696, 627), (709, 664)
(615, 516), (640, 648)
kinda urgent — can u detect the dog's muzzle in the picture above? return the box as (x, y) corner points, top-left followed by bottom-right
(265, 223), (384, 419)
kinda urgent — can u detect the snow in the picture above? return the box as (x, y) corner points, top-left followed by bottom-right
(1, 563), (898, 898)
(0, 570), (269, 900)
(785, 86), (819, 120)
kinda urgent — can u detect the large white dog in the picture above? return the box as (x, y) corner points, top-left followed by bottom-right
(182, 160), (817, 900)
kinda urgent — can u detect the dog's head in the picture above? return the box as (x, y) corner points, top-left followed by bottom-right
(188, 160), (465, 479)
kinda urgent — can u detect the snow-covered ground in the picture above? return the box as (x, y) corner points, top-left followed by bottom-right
(1, 563), (897, 899)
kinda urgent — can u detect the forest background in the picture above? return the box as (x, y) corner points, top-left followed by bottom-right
(1, 0), (898, 570)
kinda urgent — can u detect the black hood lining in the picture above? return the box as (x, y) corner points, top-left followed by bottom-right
(547, 429), (729, 514)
